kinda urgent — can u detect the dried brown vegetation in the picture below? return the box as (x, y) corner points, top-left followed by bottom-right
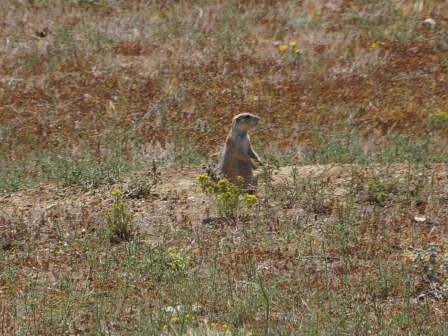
(1, 0), (447, 157)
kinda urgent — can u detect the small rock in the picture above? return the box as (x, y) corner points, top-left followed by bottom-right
(45, 203), (57, 211)
(422, 18), (436, 29)
(414, 215), (426, 223)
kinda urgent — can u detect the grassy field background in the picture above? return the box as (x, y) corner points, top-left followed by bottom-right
(1, 0), (448, 334)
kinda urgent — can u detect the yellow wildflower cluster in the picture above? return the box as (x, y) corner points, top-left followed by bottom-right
(210, 322), (232, 335)
(245, 194), (258, 207)
(197, 173), (258, 217)
(370, 41), (386, 50)
(277, 40), (302, 55)
(162, 313), (194, 333)
(167, 248), (191, 271)
(107, 189), (134, 241)
(199, 173), (241, 195)
(109, 190), (130, 216)
(111, 189), (123, 198)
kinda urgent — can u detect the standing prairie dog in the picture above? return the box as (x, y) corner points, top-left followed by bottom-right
(219, 113), (263, 189)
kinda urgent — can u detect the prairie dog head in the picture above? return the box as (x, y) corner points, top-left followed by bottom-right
(231, 113), (260, 133)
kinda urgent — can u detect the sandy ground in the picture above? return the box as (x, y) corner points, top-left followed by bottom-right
(1, 164), (446, 236)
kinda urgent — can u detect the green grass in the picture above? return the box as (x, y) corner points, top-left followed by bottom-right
(307, 130), (448, 165)
(0, 150), (136, 192)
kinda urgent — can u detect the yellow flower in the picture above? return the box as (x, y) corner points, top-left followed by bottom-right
(111, 190), (123, 197)
(198, 173), (208, 182)
(217, 178), (230, 190)
(235, 176), (245, 186)
(289, 41), (297, 49)
(218, 178), (229, 186)
(245, 194), (258, 206)
(278, 44), (288, 54)
(170, 316), (180, 323)
(370, 42), (378, 49)
(295, 48), (302, 54)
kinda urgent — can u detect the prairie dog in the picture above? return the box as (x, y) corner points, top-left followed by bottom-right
(219, 113), (263, 188)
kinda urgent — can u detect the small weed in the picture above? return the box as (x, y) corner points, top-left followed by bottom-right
(302, 177), (333, 214)
(330, 198), (358, 251)
(165, 248), (192, 273)
(257, 163), (275, 199)
(107, 190), (134, 243)
(125, 161), (161, 199)
(429, 111), (448, 130)
(0, 165), (29, 193)
(270, 167), (302, 209)
(137, 244), (193, 282)
(367, 175), (399, 205)
(56, 158), (124, 189)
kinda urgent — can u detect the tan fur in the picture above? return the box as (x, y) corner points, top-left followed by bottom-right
(218, 113), (263, 188)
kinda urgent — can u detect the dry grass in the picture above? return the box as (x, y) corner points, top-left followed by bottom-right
(1, 0), (448, 334)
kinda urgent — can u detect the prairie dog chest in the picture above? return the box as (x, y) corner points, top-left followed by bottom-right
(231, 133), (250, 154)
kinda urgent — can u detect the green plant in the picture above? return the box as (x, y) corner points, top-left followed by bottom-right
(58, 158), (124, 189)
(0, 165), (28, 193)
(305, 126), (368, 164)
(330, 198), (358, 251)
(198, 173), (257, 218)
(107, 190), (134, 242)
(302, 176), (333, 214)
(367, 175), (399, 205)
(429, 112), (448, 130)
